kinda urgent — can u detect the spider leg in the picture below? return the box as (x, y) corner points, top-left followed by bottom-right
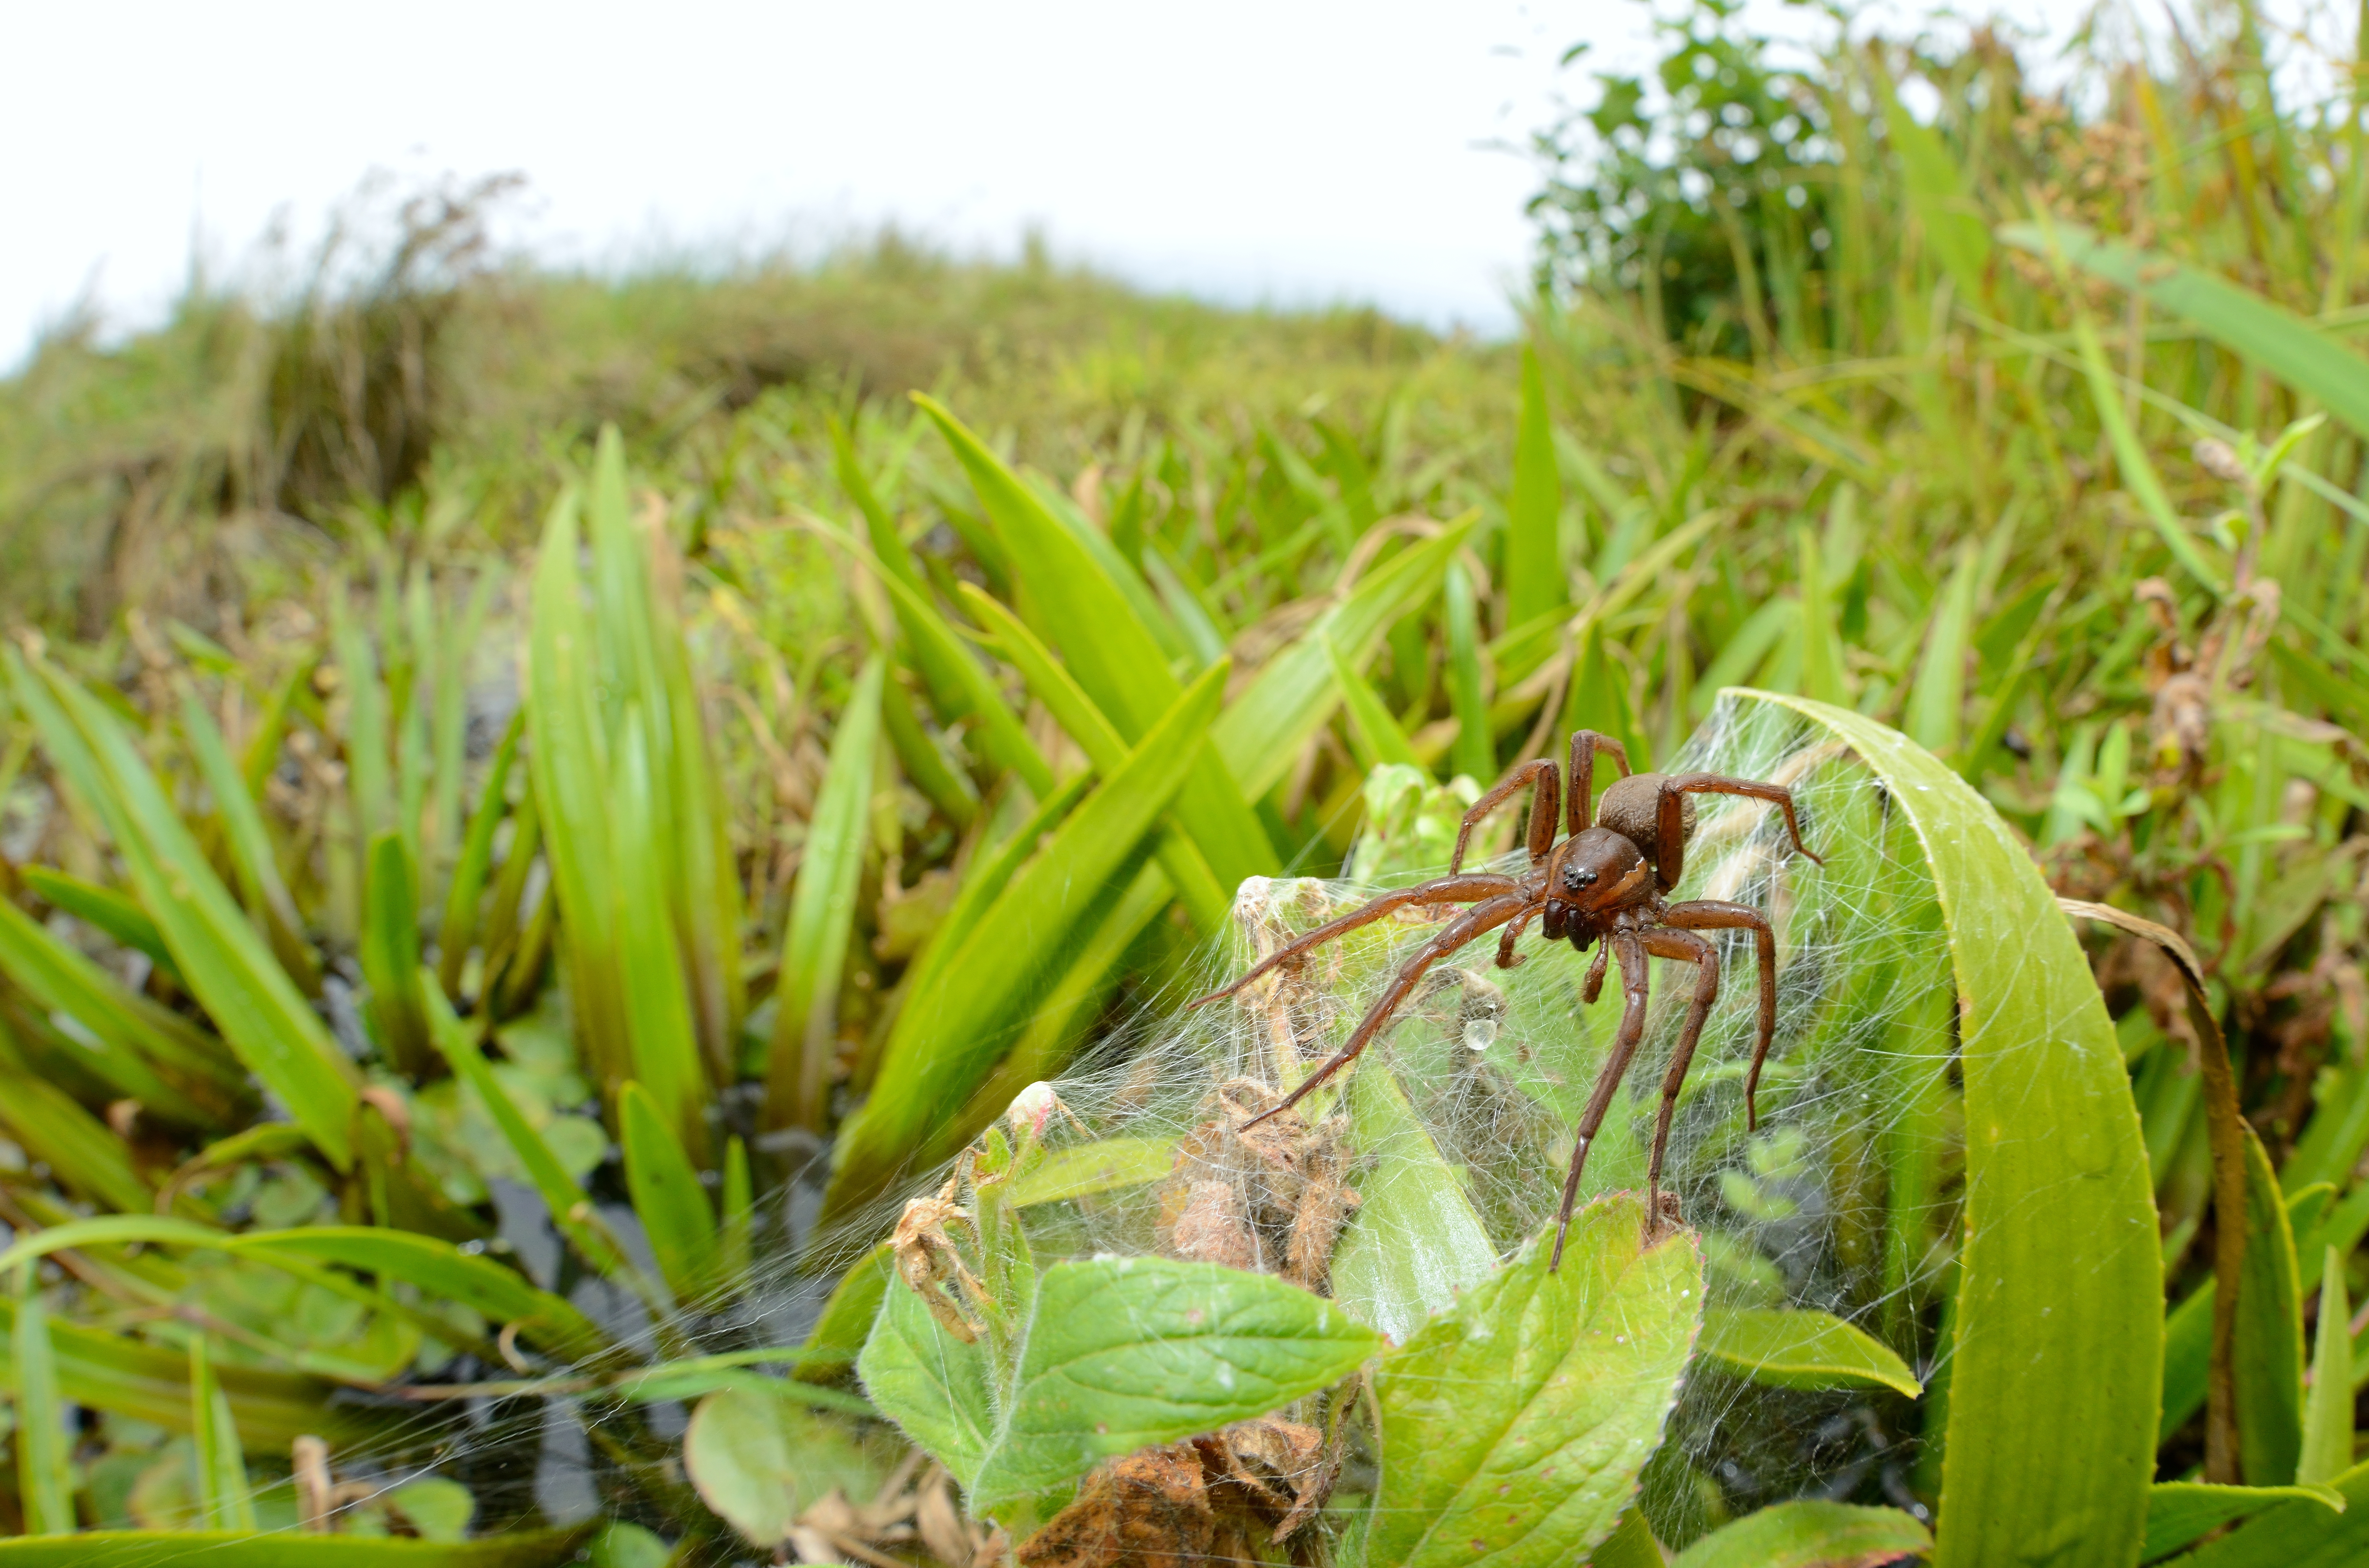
(1663, 900), (1777, 1129)
(1565, 730), (1630, 835)
(1494, 904), (1539, 969)
(1639, 927), (1721, 1233)
(1186, 873), (1518, 1009)
(1580, 940), (1611, 1004)
(1245, 893), (1531, 1128)
(1449, 758), (1560, 875)
(1652, 774), (1823, 889)
(1552, 930), (1650, 1269)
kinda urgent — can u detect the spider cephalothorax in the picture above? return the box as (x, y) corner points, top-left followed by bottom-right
(1190, 730), (1820, 1267)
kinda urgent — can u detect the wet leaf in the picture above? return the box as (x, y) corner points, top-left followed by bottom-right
(1699, 1307), (1923, 1398)
(1366, 1192), (1702, 1567)
(1668, 1500), (1934, 1568)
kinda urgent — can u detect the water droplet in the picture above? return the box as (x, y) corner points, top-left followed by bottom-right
(1464, 1018), (1498, 1052)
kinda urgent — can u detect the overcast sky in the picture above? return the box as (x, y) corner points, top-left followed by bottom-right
(7, 0), (2098, 369)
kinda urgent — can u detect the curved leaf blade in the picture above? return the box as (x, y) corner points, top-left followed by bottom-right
(1669, 1500), (1934, 1568)
(1700, 1306), (1924, 1398)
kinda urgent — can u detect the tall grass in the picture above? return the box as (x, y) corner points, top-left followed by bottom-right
(0, 1), (2365, 1559)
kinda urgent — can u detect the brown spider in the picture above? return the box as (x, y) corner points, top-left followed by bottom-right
(1190, 729), (1821, 1267)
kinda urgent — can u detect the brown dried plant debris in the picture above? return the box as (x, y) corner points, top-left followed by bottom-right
(788, 1459), (1007, 1568)
(1015, 1417), (1333, 1568)
(892, 1168), (988, 1343)
(1156, 1077), (1360, 1293)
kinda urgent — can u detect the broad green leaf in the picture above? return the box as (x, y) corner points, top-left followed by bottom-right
(360, 830), (432, 1077)
(1212, 512), (1478, 798)
(684, 1382), (885, 1548)
(1669, 1500), (1934, 1568)
(916, 393), (1271, 889)
(0, 1530), (594, 1566)
(422, 975), (627, 1277)
(2143, 1480), (2347, 1562)
(969, 1255), (1383, 1506)
(2175, 1460), (2369, 1565)
(191, 1334), (257, 1531)
(1591, 1507), (1664, 1568)
(389, 1476), (475, 1543)
(828, 660), (1227, 1215)
(179, 691), (317, 991)
(2236, 1126), (2305, 1486)
(1699, 1307), (1924, 1398)
(11, 1265), (73, 1535)
(1367, 1194), (1702, 1567)
(802, 1242), (894, 1378)
(1329, 1058), (1498, 1344)
(11, 652), (362, 1166)
(1327, 631), (1423, 773)
(955, 581), (1227, 931)
(588, 1523), (672, 1568)
(1999, 220), (2369, 444)
(1506, 343), (1567, 628)
(1736, 690), (2158, 1568)
(769, 654), (884, 1129)
(2299, 1245), (2353, 1484)
(621, 1079), (719, 1306)
(1004, 1137), (1176, 1208)
(858, 1260), (998, 1490)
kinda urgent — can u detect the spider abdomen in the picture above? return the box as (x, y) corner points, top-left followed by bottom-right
(1596, 772), (1694, 863)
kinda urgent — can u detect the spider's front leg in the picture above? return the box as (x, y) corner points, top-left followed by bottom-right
(1664, 899), (1777, 1128)
(1552, 929), (1650, 1270)
(1244, 893), (1529, 1129)
(1449, 757), (1561, 875)
(1638, 927), (1721, 1231)
(1187, 873), (1517, 1009)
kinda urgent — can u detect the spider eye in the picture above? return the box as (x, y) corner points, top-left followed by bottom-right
(1578, 869), (1597, 887)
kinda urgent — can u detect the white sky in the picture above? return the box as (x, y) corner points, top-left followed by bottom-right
(6, 0), (2096, 370)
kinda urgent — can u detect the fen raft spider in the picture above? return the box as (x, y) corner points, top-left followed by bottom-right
(1190, 730), (1821, 1268)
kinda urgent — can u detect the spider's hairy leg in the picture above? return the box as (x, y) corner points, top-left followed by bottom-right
(1565, 729), (1630, 835)
(1244, 893), (1531, 1129)
(1449, 757), (1559, 875)
(1654, 774), (1824, 889)
(1664, 899), (1777, 1129)
(1494, 903), (1539, 969)
(1639, 927), (1720, 1233)
(1552, 930), (1650, 1270)
(1580, 940), (1611, 1004)
(1186, 874), (1518, 1009)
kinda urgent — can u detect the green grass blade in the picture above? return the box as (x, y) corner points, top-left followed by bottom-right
(1326, 632), (1423, 773)
(0, 894), (241, 1121)
(610, 713), (708, 1154)
(226, 1228), (606, 1362)
(2236, 1126), (2306, 1486)
(1906, 546), (1979, 756)
(915, 394), (1271, 887)
(1506, 344), (1566, 628)
(14, 653), (361, 1167)
(332, 591), (394, 846)
(1443, 560), (1493, 783)
(1669, 1502), (1933, 1568)
(1878, 70), (1991, 298)
(21, 865), (181, 985)
(956, 582), (1228, 930)
(0, 1530), (597, 1565)
(1795, 527), (1847, 705)
(2300, 1245), (2355, 1484)
(11, 1264), (74, 1535)
(359, 829), (433, 1077)
(1212, 511), (1478, 798)
(180, 693), (318, 991)
(1737, 692), (2157, 1566)
(191, 1333), (258, 1531)
(436, 706), (525, 996)
(868, 560), (1052, 794)
(0, 1055), (156, 1213)
(620, 1079), (720, 1307)
(422, 975), (627, 1277)
(880, 673), (977, 827)
(719, 1134), (752, 1296)
(1563, 620), (1649, 773)
(1699, 1306), (1924, 1397)
(827, 659), (1228, 1215)
(2002, 220), (2369, 443)
(769, 654), (884, 1131)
